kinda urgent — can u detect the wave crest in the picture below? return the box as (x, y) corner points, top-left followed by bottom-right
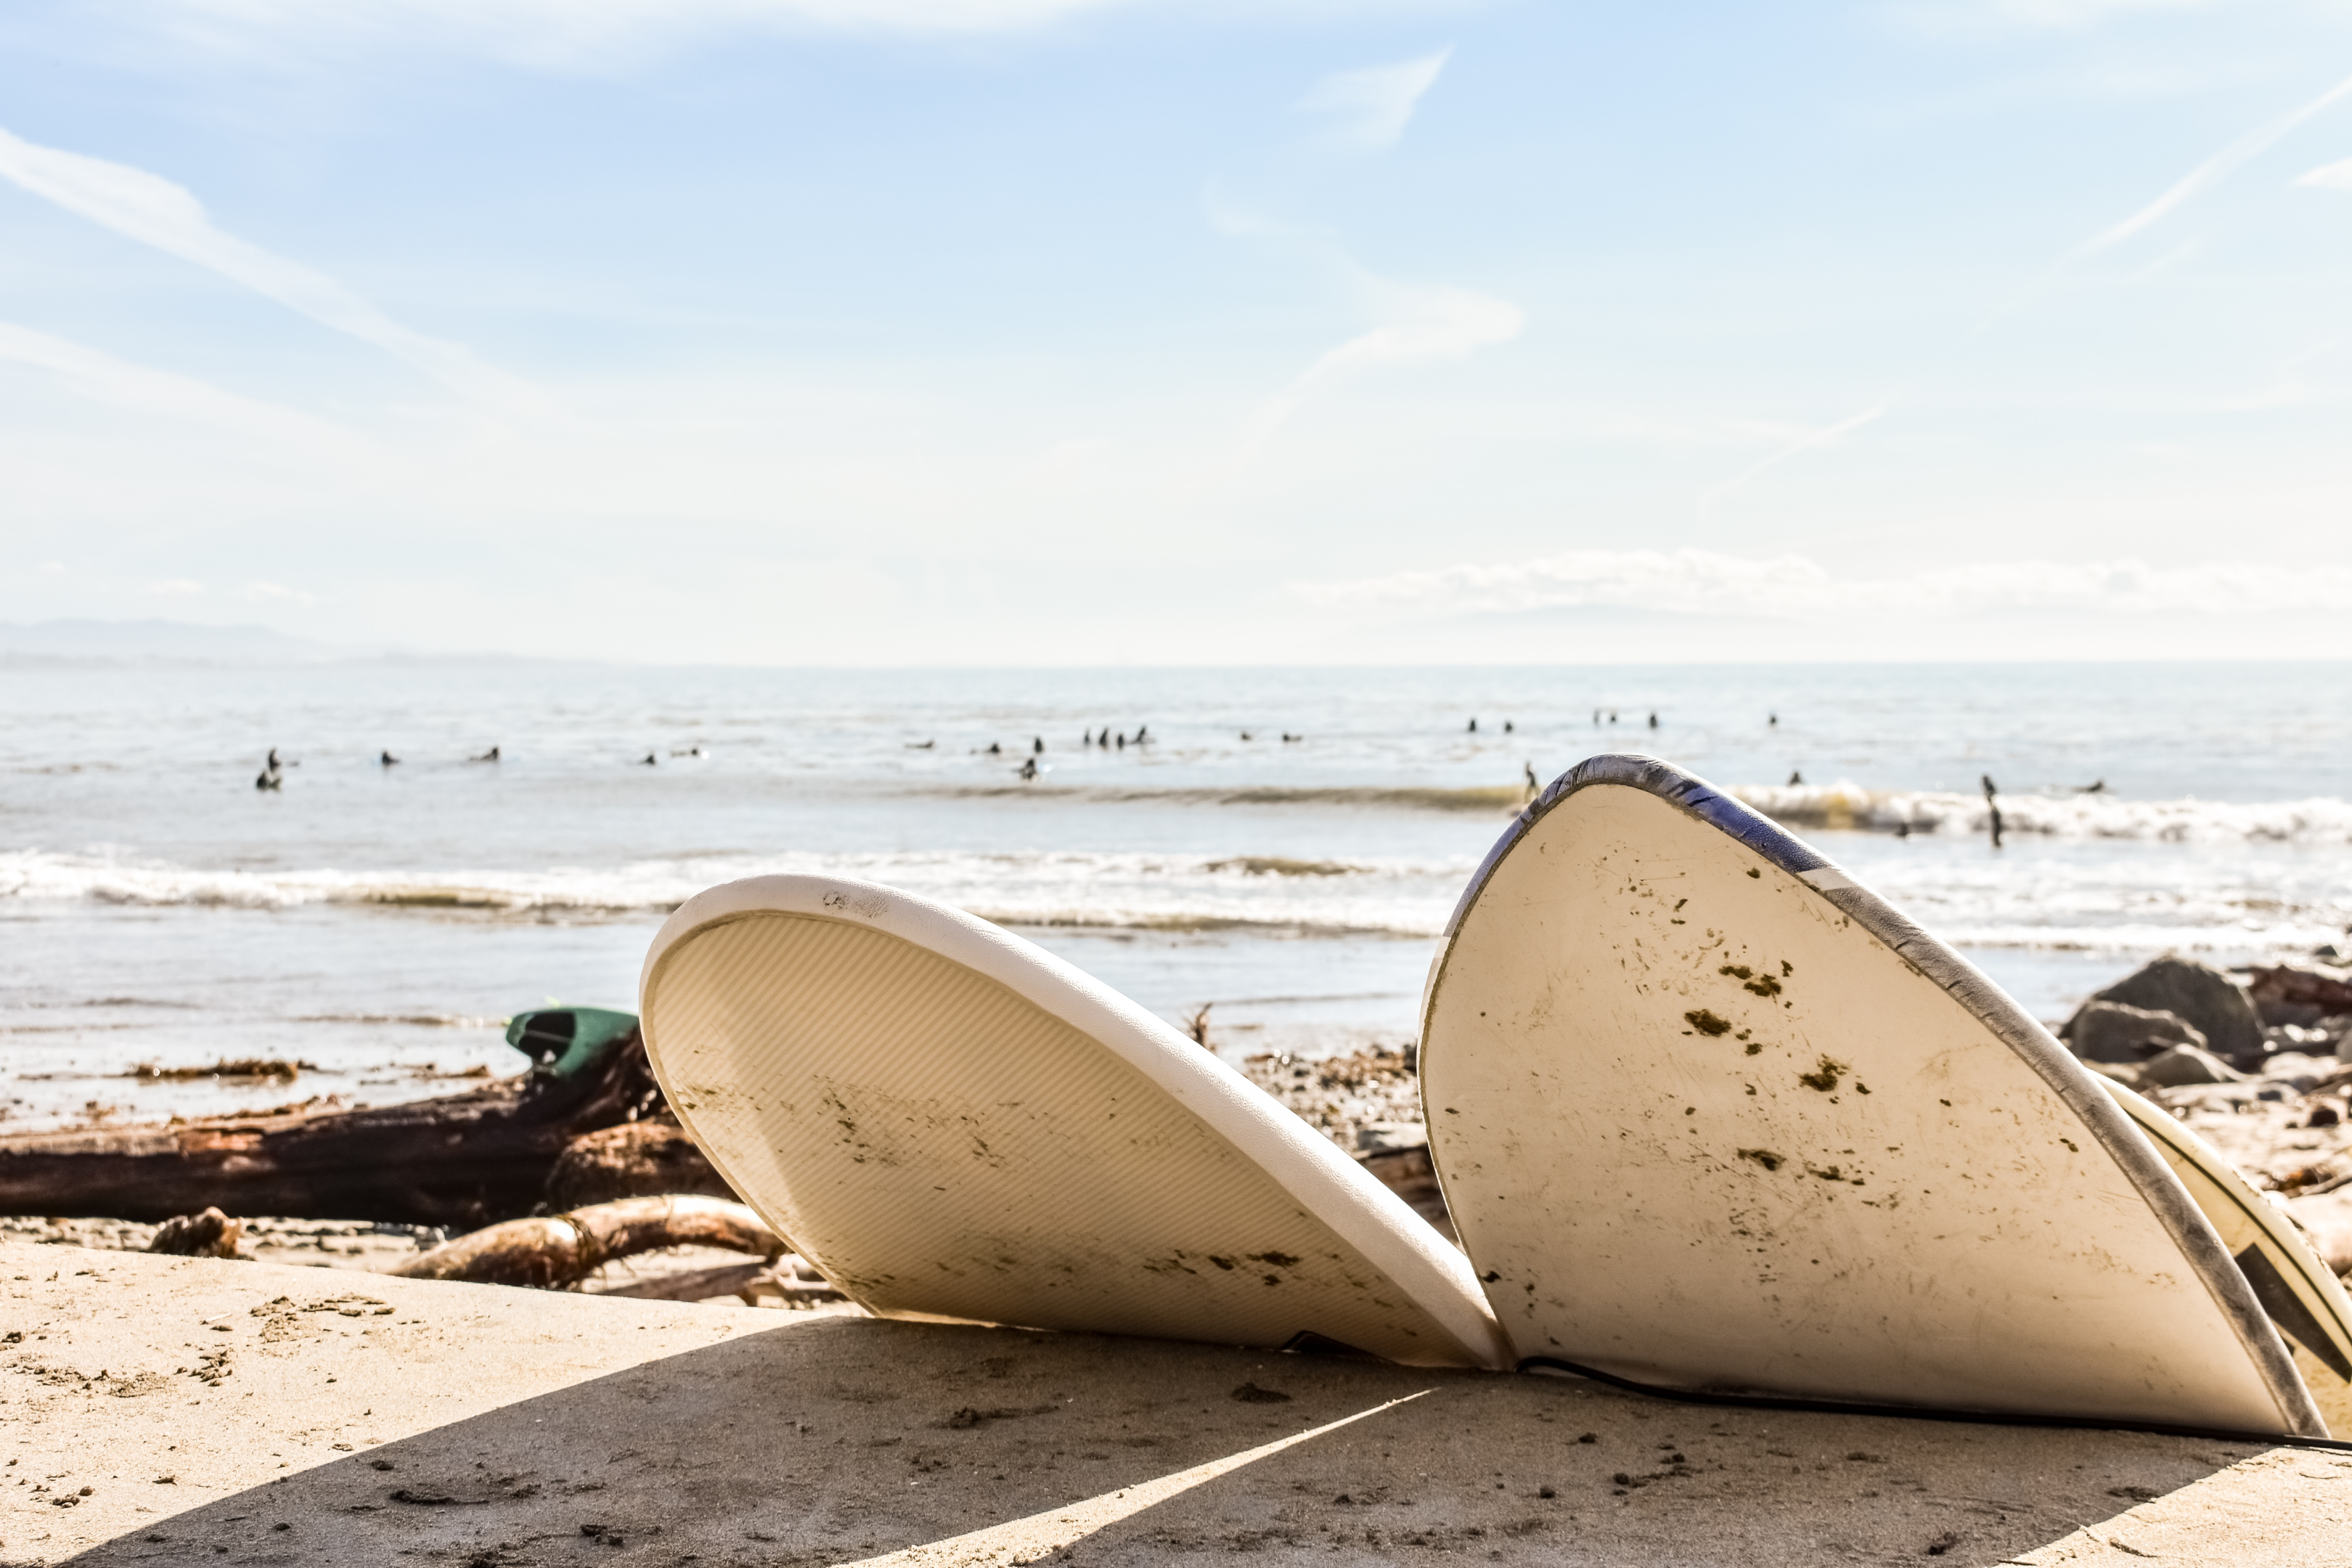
(1730, 782), (2352, 843)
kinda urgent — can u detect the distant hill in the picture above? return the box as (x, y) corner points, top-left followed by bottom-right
(0, 619), (396, 666)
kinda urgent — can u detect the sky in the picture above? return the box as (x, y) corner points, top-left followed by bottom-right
(2, 1), (2351, 664)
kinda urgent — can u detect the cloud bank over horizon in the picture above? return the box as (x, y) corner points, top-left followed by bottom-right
(1293, 550), (2352, 624)
(3, 1), (2351, 664)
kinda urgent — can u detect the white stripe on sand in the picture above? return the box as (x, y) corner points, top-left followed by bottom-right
(838, 1390), (1431, 1567)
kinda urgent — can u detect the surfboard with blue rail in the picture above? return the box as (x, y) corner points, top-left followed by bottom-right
(1418, 752), (2333, 1438)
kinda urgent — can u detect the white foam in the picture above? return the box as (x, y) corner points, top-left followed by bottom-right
(0, 848), (1478, 939)
(1731, 782), (2352, 844)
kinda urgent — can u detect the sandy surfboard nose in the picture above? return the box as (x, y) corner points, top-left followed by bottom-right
(1420, 752), (2329, 1437)
(639, 873), (1507, 1371)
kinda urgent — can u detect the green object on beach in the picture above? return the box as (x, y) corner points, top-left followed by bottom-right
(505, 1006), (640, 1082)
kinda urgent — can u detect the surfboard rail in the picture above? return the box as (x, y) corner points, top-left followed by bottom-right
(642, 873), (1510, 1371)
(1424, 751), (2324, 1440)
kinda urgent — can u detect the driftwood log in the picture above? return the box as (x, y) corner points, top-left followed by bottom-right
(391, 1195), (783, 1289)
(0, 1010), (663, 1228)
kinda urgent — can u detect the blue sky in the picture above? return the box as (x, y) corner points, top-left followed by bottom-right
(3, 0), (2351, 663)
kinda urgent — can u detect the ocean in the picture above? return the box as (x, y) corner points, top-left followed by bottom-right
(4, 658), (2348, 1132)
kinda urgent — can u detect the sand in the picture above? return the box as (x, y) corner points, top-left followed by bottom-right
(4, 1240), (2350, 1567)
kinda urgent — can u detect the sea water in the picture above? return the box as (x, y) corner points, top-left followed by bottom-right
(4, 658), (2348, 1131)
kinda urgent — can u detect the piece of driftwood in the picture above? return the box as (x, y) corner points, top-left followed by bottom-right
(544, 1119), (735, 1208)
(391, 1196), (784, 1289)
(147, 1206), (245, 1258)
(0, 1010), (662, 1228)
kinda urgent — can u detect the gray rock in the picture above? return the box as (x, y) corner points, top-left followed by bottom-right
(2071, 956), (2263, 1065)
(2260, 1052), (2334, 1094)
(2139, 1043), (2249, 1088)
(2068, 1001), (2206, 1063)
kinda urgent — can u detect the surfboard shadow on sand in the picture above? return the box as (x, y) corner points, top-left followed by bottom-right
(59, 1314), (2278, 1568)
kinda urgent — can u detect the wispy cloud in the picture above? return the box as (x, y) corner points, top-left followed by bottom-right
(0, 319), (365, 450)
(2300, 155), (2352, 191)
(1700, 406), (1884, 511)
(143, 0), (1172, 69)
(1298, 49), (1452, 152)
(2073, 67), (2352, 256)
(244, 581), (317, 603)
(1252, 278), (1522, 444)
(1292, 548), (2352, 619)
(0, 127), (536, 411)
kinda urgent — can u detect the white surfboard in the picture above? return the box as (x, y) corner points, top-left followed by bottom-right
(1419, 754), (2323, 1437)
(639, 874), (1508, 1371)
(2104, 1078), (2352, 1435)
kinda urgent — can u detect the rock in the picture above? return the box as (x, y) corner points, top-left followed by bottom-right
(2250, 962), (2352, 1026)
(544, 1119), (732, 1209)
(2067, 1002), (2206, 1063)
(2139, 1043), (2248, 1088)
(2073, 957), (2263, 1066)
(1353, 1122), (1426, 1155)
(2258, 1052), (2333, 1094)
(147, 1207), (245, 1259)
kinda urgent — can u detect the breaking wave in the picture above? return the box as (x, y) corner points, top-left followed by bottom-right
(0, 848), (1474, 939)
(1730, 782), (2352, 844)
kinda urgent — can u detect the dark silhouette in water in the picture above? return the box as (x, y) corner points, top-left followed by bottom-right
(1503, 720), (1514, 734)
(1524, 762), (1540, 798)
(1032, 737), (1045, 755)
(641, 752), (658, 766)
(254, 767), (280, 792)
(1238, 731), (1251, 741)
(1467, 717), (1477, 734)
(1647, 712), (1658, 729)
(905, 740), (934, 750)
(2077, 780), (2107, 793)
(1982, 774), (2004, 850)
(380, 751), (399, 767)
(470, 746), (500, 763)
(987, 742), (1001, 755)
(1135, 724), (1150, 743)
(1018, 756), (1038, 781)
(1281, 732), (1302, 743)
(1788, 771), (1802, 786)
(1768, 713), (1778, 727)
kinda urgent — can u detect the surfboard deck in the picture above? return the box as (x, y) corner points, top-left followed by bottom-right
(639, 874), (1508, 1370)
(2105, 1078), (2352, 1435)
(1418, 753), (2322, 1436)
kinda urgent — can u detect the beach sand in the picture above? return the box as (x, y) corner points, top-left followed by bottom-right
(4, 1241), (2348, 1567)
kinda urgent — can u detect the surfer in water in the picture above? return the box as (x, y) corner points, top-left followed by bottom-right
(470, 746), (500, 763)
(380, 750), (399, 766)
(1981, 774), (2004, 849)
(1018, 756), (1038, 781)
